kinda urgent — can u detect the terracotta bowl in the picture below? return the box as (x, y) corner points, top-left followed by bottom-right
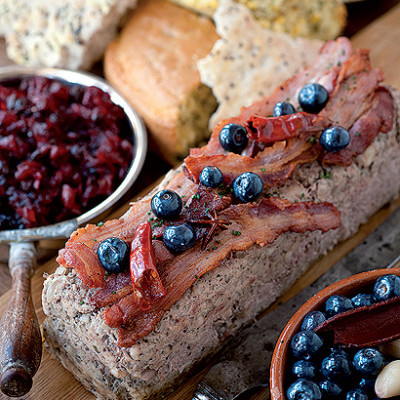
(270, 267), (400, 400)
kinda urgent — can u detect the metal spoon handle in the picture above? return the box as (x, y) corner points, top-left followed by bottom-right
(192, 382), (226, 400)
(0, 242), (42, 397)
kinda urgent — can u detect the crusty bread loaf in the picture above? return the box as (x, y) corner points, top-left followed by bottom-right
(170, 0), (347, 40)
(0, 0), (137, 70)
(42, 87), (400, 400)
(104, 0), (219, 164)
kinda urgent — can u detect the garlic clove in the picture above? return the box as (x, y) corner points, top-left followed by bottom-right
(375, 360), (400, 398)
(380, 338), (400, 359)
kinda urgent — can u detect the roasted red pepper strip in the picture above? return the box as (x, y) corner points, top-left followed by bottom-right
(247, 112), (331, 144)
(130, 221), (165, 311)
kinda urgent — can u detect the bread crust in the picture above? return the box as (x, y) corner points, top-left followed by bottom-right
(104, 0), (219, 162)
(43, 88), (400, 400)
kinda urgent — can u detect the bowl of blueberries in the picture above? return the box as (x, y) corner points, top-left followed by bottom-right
(270, 268), (400, 400)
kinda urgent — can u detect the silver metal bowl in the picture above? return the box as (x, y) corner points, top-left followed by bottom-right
(0, 66), (147, 242)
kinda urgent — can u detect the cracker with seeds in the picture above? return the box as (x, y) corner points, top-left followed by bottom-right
(198, 0), (323, 128)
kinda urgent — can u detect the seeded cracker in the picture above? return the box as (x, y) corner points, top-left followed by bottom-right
(197, 0), (323, 128)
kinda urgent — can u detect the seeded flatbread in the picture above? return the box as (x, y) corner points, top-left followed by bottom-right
(197, 0), (323, 128)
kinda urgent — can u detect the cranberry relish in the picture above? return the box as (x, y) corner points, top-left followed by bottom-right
(0, 76), (134, 229)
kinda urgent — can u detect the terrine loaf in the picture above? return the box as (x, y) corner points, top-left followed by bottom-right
(43, 37), (400, 400)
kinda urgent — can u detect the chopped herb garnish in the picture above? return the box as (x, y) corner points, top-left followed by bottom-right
(211, 246), (217, 251)
(232, 230), (242, 236)
(177, 185), (181, 188)
(344, 83), (350, 91)
(308, 135), (317, 144)
(93, 238), (97, 242)
(111, 291), (116, 294)
(325, 172), (332, 179)
(192, 194), (200, 200)
(261, 168), (266, 172)
(355, 131), (361, 136)
(147, 211), (151, 215)
(195, 275), (199, 280)
(301, 193), (305, 198)
(80, 300), (84, 304)
(97, 221), (104, 227)
(181, 195), (186, 198)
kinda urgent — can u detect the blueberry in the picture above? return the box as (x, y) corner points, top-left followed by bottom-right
(359, 377), (376, 395)
(325, 295), (354, 317)
(351, 293), (375, 308)
(287, 379), (321, 400)
(298, 83), (329, 114)
(292, 360), (317, 379)
(374, 274), (400, 301)
(346, 389), (368, 400)
(319, 380), (342, 397)
(273, 101), (296, 117)
(219, 123), (248, 154)
(199, 166), (223, 188)
(163, 223), (196, 253)
(301, 311), (326, 331)
(233, 172), (263, 203)
(353, 348), (384, 376)
(151, 190), (182, 220)
(291, 331), (323, 360)
(97, 237), (130, 273)
(330, 346), (349, 358)
(320, 125), (350, 152)
(320, 353), (351, 379)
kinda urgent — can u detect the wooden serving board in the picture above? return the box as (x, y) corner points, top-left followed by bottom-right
(1, 4), (400, 400)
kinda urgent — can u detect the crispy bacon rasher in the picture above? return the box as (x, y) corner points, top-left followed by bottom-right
(105, 197), (341, 346)
(184, 39), (393, 186)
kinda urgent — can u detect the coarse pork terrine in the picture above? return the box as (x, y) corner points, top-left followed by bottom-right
(42, 38), (400, 399)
